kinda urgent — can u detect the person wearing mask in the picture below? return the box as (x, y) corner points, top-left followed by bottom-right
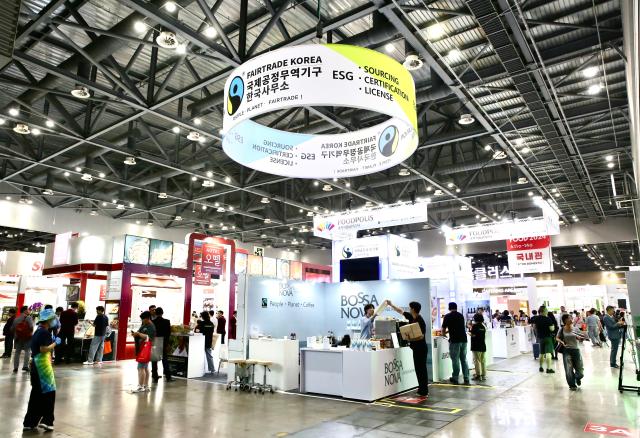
(131, 311), (155, 392)
(195, 312), (215, 373)
(22, 308), (60, 431)
(556, 313), (585, 391)
(388, 301), (429, 396)
(532, 306), (555, 373)
(216, 311), (227, 344)
(603, 306), (625, 368)
(57, 302), (79, 364)
(360, 304), (378, 339)
(229, 311), (237, 340)
(84, 306), (109, 366)
(151, 307), (173, 382)
(470, 313), (487, 381)
(1, 307), (16, 358)
(585, 308), (602, 348)
(442, 302), (470, 385)
(12, 305), (34, 373)
(148, 305), (157, 320)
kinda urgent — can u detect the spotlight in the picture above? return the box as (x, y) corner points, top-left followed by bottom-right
(458, 114), (475, 125)
(203, 26), (217, 39)
(45, 119), (55, 128)
(164, 1), (177, 13)
(8, 107), (19, 116)
(582, 66), (598, 78)
(134, 20), (147, 33)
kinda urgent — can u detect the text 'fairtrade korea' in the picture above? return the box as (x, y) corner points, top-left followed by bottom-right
(222, 44), (419, 178)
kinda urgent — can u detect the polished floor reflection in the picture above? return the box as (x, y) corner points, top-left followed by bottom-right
(0, 344), (637, 437)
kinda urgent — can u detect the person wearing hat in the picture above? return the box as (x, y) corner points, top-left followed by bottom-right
(23, 308), (61, 431)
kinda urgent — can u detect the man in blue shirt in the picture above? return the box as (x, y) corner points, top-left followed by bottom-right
(360, 304), (377, 339)
(603, 305), (625, 368)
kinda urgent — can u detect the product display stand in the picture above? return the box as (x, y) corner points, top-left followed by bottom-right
(618, 326), (640, 395)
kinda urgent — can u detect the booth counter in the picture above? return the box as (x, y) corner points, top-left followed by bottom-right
(432, 330), (494, 382)
(492, 327), (520, 358)
(167, 334), (205, 379)
(248, 338), (299, 391)
(300, 347), (417, 401)
(516, 325), (533, 353)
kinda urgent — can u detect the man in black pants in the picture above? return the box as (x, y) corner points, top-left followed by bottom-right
(151, 308), (173, 382)
(389, 300), (429, 397)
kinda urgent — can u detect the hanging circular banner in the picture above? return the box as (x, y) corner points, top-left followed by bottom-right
(221, 44), (418, 178)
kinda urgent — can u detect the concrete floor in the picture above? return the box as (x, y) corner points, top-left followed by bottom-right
(0, 344), (637, 437)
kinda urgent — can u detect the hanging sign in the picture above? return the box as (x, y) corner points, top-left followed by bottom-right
(194, 264), (211, 286)
(222, 44), (418, 178)
(314, 201), (428, 240)
(202, 244), (225, 276)
(506, 236), (553, 274)
(444, 217), (559, 246)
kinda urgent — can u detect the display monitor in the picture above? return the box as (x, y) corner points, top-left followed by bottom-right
(339, 257), (380, 282)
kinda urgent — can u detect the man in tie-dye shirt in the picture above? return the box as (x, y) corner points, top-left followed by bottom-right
(23, 308), (60, 432)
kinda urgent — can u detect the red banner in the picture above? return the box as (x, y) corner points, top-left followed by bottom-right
(202, 244), (225, 275)
(193, 240), (203, 263)
(194, 264), (211, 285)
(506, 235), (551, 251)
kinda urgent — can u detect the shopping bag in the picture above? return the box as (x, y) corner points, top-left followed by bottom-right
(136, 340), (152, 363)
(151, 337), (164, 362)
(104, 340), (112, 355)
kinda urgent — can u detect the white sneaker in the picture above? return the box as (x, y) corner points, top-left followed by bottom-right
(38, 423), (54, 431)
(82, 361), (94, 366)
(144, 386), (151, 392)
(132, 386), (145, 393)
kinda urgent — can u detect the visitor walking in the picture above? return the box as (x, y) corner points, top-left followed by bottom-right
(131, 311), (156, 393)
(470, 313), (487, 381)
(548, 310), (559, 360)
(556, 313), (585, 391)
(1, 307), (16, 358)
(388, 300), (429, 396)
(532, 306), (555, 374)
(442, 302), (470, 385)
(585, 308), (602, 347)
(603, 305), (625, 368)
(151, 307), (173, 382)
(216, 311), (226, 344)
(12, 305), (34, 373)
(57, 302), (79, 364)
(84, 306), (109, 366)
(22, 308), (60, 431)
(196, 311), (215, 373)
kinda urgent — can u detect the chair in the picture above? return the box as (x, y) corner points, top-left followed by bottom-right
(251, 360), (274, 394)
(226, 359), (257, 392)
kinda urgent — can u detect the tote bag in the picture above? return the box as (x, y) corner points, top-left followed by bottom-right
(136, 340), (152, 363)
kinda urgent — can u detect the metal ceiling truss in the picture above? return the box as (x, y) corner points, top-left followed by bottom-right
(0, 0), (631, 252)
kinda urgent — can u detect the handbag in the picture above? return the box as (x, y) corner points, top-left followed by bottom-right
(151, 337), (164, 362)
(103, 339), (112, 355)
(136, 340), (152, 363)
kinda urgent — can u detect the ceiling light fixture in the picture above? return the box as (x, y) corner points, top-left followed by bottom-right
(260, 197), (270, 204)
(8, 107), (19, 116)
(384, 43), (395, 53)
(607, 162), (615, 169)
(175, 43), (187, 55)
(45, 119), (54, 128)
(206, 171), (214, 178)
(425, 23), (445, 40)
(191, 176), (198, 182)
(517, 177), (528, 185)
(345, 182), (351, 187)
(203, 26), (217, 39)
(31, 128), (41, 136)
(492, 150), (507, 160)
(447, 48), (462, 61)
(398, 168), (410, 176)
(586, 83), (602, 95)
(175, 215), (183, 221)
(134, 20), (147, 32)
(193, 118), (202, 126)
(70, 85), (90, 99)
(0, 118), (5, 125)
(81, 173), (93, 182)
(90, 210), (98, 216)
(187, 131), (201, 141)
(116, 204), (125, 210)
(484, 144), (492, 151)
(42, 189), (54, 196)
(172, 126), (180, 133)
(458, 113), (474, 125)
(124, 156), (136, 166)
(224, 176), (231, 183)
(582, 66), (599, 78)
(514, 138), (524, 146)
(156, 31), (178, 48)
(13, 123), (29, 134)
(203, 180), (215, 187)
(129, 202), (135, 208)
(158, 192), (168, 199)
(164, 1), (177, 12)
(322, 184), (333, 192)
(403, 54), (423, 70)
(605, 155), (614, 162)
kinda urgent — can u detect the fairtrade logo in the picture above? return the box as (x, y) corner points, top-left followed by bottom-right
(227, 76), (244, 116)
(342, 246), (353, 258)
(378, 125), (399, 157)
(316, 222), (335, 233)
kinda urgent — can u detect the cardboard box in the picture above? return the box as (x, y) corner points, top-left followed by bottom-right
(400, 323), (423, 341)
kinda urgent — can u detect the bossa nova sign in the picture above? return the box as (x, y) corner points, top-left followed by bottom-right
(222, 44), (418, 178)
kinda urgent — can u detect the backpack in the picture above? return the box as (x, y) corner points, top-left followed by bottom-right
(14, 318), (32, 341)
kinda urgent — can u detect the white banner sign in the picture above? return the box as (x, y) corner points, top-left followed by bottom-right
(222, 44), (418, 178)
(506, 236), (554, 274)
(314, 202), (428, 240)
(444, 216), (559, 245)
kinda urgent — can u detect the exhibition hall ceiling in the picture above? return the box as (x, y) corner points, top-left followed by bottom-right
(0, 0), (631, 249)
(0, 226), (54, 253)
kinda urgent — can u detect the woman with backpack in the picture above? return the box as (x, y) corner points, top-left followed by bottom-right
(556, 313), (586, 391)
(12, 306), (34, 373)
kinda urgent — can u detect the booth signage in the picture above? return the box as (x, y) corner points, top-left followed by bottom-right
(202, 244), (225, 275)
(472, 264), (512, 281)
(315, 202), (428, 240)
(222, 44), (418, 178)
(506, 236), (553, 274)
(194, 264), (211, 285)
(53, 232), (73, 266)
(444, 217), (559, 246)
